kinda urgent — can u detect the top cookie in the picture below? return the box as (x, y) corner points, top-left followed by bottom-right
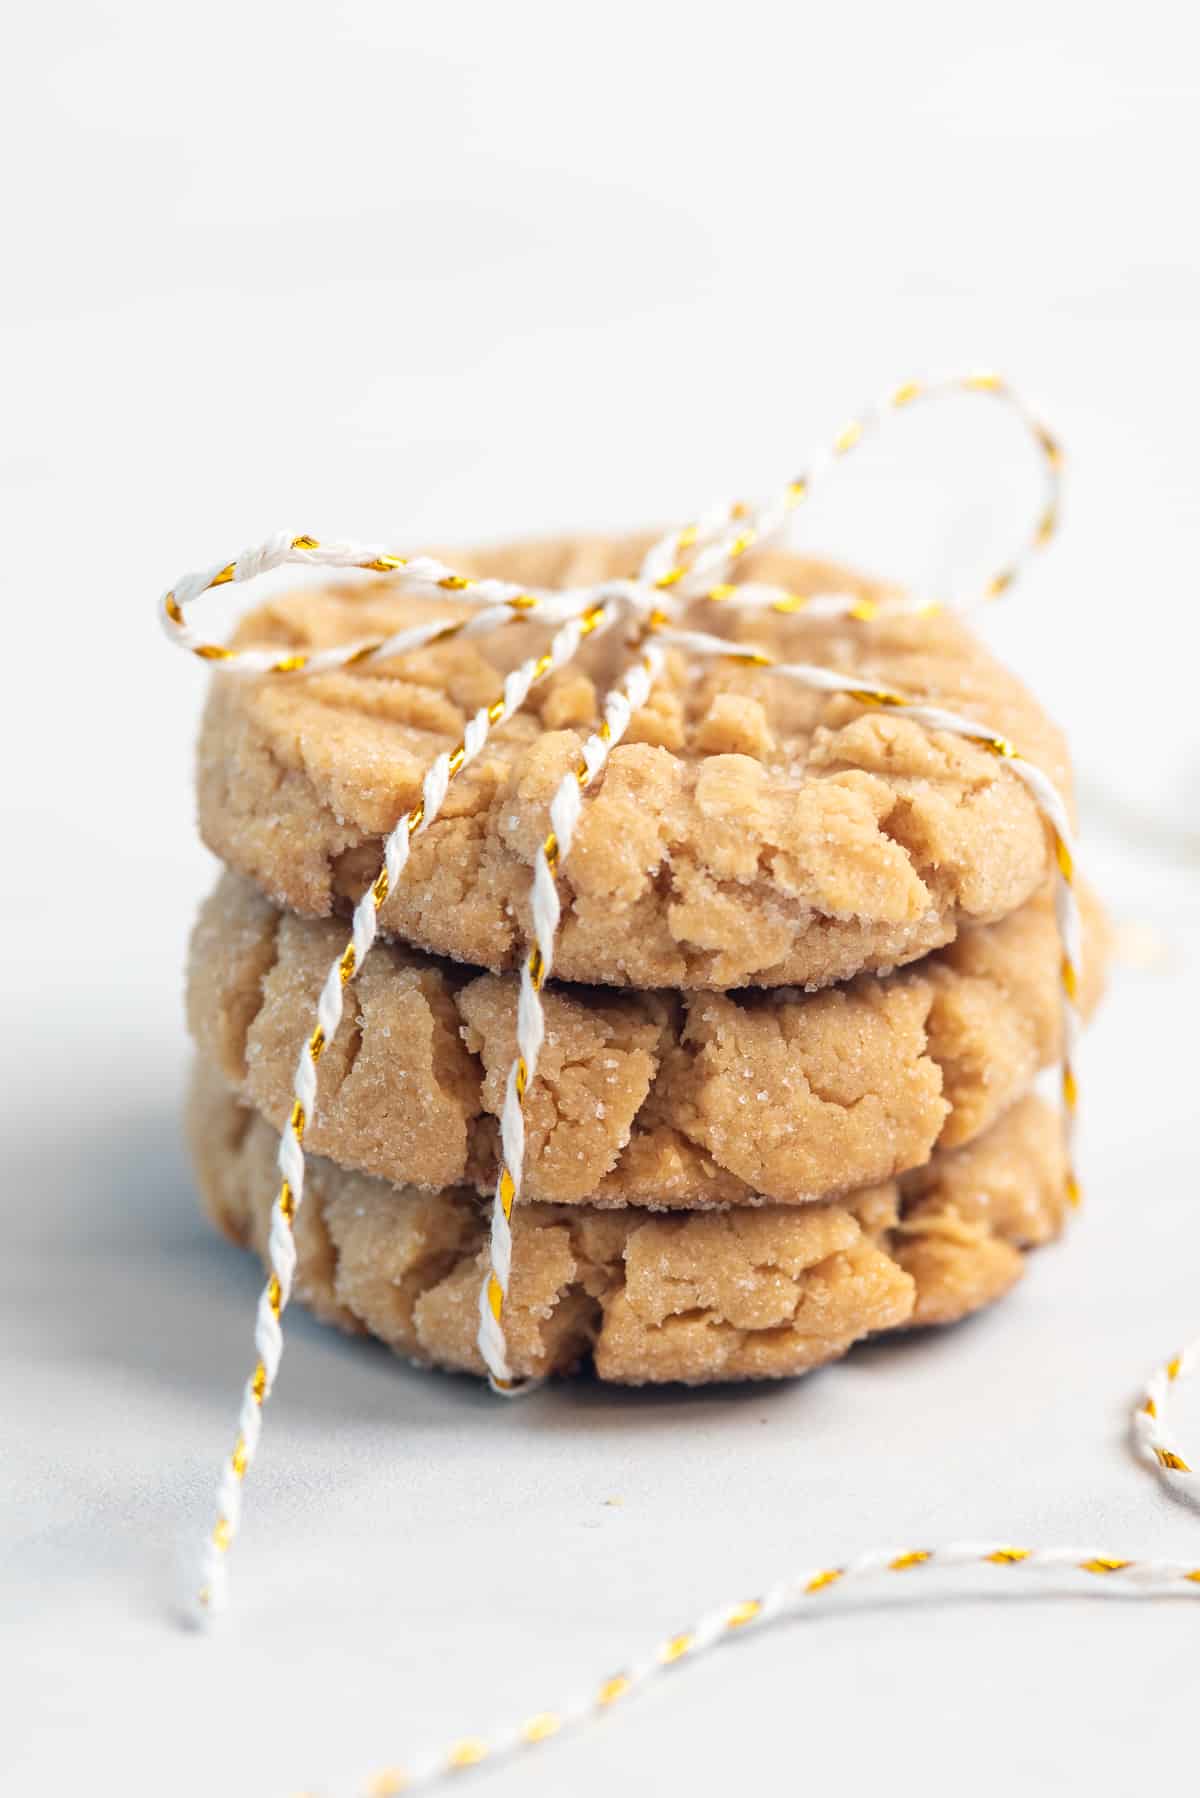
(196, 533), (1071, 990)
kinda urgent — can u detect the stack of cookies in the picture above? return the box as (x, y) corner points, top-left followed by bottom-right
(185, 535), (1104, 1386)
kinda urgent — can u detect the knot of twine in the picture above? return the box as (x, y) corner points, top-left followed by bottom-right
(162, 373), (1194, 1716)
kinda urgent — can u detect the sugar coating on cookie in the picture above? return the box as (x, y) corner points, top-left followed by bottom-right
(195, 534), (1072, 991)
(189, 1058), (1069, 1385)
(187, 871), (1105, 1209)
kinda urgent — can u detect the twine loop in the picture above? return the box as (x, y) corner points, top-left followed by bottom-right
(157, 367), (1200, 1798)
(163, 369), (1099, 1624)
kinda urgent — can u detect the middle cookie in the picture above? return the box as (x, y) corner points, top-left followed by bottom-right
(188, 870), (1105, 1210)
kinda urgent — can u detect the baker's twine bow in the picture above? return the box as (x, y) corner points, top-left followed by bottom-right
(163, 370), (1192, 1683)
(160, 368), (1200, 1794)
(160, 370), (1082, 1617)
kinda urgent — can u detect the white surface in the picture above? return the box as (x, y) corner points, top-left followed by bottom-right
(3, 5), (1200, 1794)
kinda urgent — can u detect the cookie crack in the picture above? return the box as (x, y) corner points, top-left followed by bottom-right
(329, 1004), (366, 1096)
(226, 903), (286, 1083)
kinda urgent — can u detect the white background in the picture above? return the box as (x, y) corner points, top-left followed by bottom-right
(4, 5), (1200, 1795)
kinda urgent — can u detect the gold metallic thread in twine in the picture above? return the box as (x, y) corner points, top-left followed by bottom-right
(197, 601), (613, 1607)
(347, 1546), (1200, 1794)
(170, 372), (1073, 1602)
(159, 372), (1198, 1793)
(479, 634), (664, 1392)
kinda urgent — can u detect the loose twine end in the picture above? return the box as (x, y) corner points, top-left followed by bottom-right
(162, 380), (1158, 1778)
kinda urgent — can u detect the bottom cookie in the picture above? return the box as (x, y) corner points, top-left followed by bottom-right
(188, 1059), (1069, 1385)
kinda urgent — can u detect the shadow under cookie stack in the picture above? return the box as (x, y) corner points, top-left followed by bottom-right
(185, 533), (1103, 1388)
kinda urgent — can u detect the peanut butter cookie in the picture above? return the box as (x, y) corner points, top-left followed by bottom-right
(196, 534), (1071, 990)
(189, 1058), (1069, 1385)
(188, 870), (1103, 1209)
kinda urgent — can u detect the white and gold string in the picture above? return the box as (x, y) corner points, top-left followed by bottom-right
(161, 373), (1196, 1788)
